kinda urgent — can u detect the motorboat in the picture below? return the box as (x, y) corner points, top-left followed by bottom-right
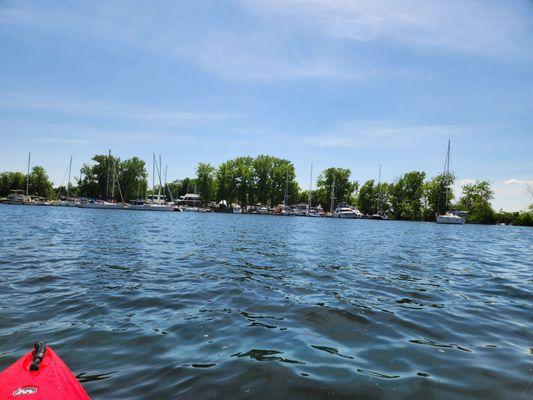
(334, 206), (358, 218)
(334, 203), (361, 219)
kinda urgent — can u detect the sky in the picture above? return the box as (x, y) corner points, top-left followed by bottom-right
(0, 0), (532, 210)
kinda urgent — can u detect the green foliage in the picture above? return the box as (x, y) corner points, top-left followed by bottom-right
(357, 180), (376, 215)
(28, 166), (54, 197)
(119, 157), (148, 201)
(78, 154), (147, 201)
(389, 171), (426, 220)
(196, 162), (216, 206)
(423, 172), (455, 219)
(456, 180), (495, 224)
(316, 167), (357, 211)
(493, 209), (533, 226)
(213, 155), (298, 208)
(0, 171), (26, 196)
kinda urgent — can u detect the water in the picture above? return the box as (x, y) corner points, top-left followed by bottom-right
(0, 205), (531, 399)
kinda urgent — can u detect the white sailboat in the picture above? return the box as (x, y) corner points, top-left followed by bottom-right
(436, 140), (466, 224)
(79, 150), (128, 210)
(371, 164), (388, 220)
(129, 154), (174, 211)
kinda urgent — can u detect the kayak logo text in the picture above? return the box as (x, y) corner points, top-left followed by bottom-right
(13, 387), (38, 396)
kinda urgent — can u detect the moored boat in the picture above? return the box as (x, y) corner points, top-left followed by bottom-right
(436, 140), (466, 225)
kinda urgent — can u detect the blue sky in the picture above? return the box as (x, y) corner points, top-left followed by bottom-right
(1, 0), (532, 210)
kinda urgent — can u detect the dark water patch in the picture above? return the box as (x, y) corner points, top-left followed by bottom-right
(410, 338), (472, 352)
(191, 363), (216, 368)
(76, 371), (116, 383)
(232, 349), (305, 365)
(356, 368), (400, 379)
(311, 345), (354, 359)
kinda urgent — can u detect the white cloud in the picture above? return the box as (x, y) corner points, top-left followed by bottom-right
(2, 1), (530, 83)
(241, 0), (533, 59)
(0, 94), (232, 125)
(304, 122), (460, 149)
(503, 178), (533, 186)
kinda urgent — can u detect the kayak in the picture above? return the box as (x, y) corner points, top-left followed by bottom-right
(0, 342), (90, 399)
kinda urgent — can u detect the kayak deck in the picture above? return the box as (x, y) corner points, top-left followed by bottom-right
(0, 343), (90, 399)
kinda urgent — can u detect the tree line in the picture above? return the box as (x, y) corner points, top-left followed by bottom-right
(1, 153), (531, 226)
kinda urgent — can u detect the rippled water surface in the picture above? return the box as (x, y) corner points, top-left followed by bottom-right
(0, 205), (532, 399)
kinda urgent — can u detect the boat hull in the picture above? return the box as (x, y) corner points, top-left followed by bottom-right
(436, 215), (465, 224)
(128, 205), (174, 212)
(78, 203), (127, 210)
(0, 346), (90, 399)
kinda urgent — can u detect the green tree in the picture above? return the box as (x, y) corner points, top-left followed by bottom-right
(196, 162), (216, 206)
(456, 180), (495, 224)
(78, 154), (147, 201)
(316, 167), (356, 211)
(253, 155), (275, 205)
(216, 160), (237, 203)
(423, 172), (455, 219)
(270, 158), (298, 206)
(118, 157), (148, 201)
(79, 154), (120, 199)
(0, 172), (26, 196)
(357, 180), (376, 215)
(389, 171), (426, 220)
(28, 166), (53, 197)
(234, 156), (255, 208)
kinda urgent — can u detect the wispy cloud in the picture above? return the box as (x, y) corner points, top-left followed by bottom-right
(241, 0), (533, 59)
(503, 178), (533, 186)
(0, 94), (233, 125)
(304, 122), (460, 149)
(4, 1), (529, 83)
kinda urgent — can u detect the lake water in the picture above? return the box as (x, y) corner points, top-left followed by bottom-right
(0, 205), (531, 399)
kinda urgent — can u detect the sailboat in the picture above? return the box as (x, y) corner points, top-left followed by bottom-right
(129, 154), (174, 211)
(371, 164), (388, 220)
(79, 150), (127, 210)
(436, 140), (467, 224)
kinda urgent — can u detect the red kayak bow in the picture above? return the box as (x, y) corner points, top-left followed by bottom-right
(0, 343), (90, 399)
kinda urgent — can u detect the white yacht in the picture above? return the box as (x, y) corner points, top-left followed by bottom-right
(232, 204), (242, 214)
(334, 204), (360, 219)
(437, 211), (467, 224)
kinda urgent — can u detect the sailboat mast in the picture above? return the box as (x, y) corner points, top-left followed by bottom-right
(376, 164), (382, 214)
(67, 156), (72, 198)
(111, 158), (116, 200)
(158, 155), (163, 201)
(26, 152), (31, 196)
(444, 140), (450, 210)
(105, 149), (111, 200)
(284, 169), (289, 206)
(308, 163), (313, 210)
(330, 175), (336, 212)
